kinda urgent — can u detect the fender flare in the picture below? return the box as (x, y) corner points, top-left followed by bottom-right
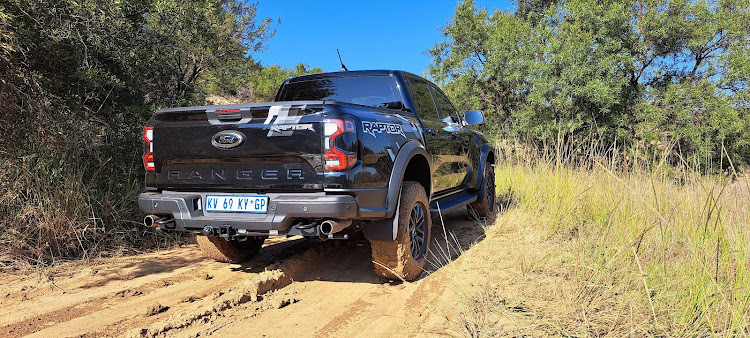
(473, 144), (496, 198)
(362, 140), (430, 241)
(385, 140), (430, 218)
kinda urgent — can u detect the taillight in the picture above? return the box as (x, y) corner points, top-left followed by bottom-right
(143, 126), (155, 172)
(324, 118), (357, 171)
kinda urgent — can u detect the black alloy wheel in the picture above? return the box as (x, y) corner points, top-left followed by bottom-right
(408, 201), (428, 261)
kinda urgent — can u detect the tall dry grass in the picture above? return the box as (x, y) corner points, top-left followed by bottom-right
(474, 143), (750, 335)
(0, 119), (184, 269)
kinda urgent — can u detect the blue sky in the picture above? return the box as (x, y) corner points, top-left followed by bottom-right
(253, 0), (513, 75)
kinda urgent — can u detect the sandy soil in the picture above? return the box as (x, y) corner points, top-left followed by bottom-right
(0, 209), (531, 337)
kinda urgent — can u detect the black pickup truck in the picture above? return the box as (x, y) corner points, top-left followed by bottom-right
(139, 70), (496, 281)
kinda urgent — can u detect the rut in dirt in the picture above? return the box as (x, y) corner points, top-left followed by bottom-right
(0, 210), (488, 337)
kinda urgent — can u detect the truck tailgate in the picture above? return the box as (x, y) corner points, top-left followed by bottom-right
(148, 101), (325, 191)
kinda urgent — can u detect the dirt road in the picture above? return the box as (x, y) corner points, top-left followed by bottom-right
(0, 210), (526, 337)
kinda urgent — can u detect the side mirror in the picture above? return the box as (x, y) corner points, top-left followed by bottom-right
(464, 110), (484, 125)
(383, 101), (404, 110)
(383, 101), (412, 112)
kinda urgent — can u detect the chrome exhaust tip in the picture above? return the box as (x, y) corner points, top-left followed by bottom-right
(143, 215), (161, 228)
(319, 220), (352, 236)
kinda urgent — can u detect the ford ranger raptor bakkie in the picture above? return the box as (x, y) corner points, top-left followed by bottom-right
(139, 70), (496, 281)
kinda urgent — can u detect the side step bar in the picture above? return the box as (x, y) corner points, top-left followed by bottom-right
(429, 190), (477, 217)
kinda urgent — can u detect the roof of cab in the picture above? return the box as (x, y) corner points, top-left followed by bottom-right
(284, 69), (421, 83)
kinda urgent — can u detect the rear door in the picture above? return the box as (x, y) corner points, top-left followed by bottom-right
(404, 76), (457, 197)
(430, 85), (474, 189)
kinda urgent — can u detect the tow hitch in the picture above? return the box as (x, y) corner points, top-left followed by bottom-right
(202, 225), (235, 239)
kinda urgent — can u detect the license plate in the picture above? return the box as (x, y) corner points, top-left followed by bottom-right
(204, 195), (268, 213)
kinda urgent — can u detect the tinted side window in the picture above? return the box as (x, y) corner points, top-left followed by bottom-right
(406, 79), (439, 120)
(432, 86), (459, 123)
(277, 75), (402, 109)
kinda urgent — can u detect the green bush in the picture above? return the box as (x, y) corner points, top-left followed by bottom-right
(0, 0), (276, 266)
(429, 0), (750, 170)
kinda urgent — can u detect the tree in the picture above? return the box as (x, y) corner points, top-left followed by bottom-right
(429, 0), (750, 169)
(249, 63), (324, 102)
(0, 0), (279, 263)
(138, 0), (277, 106)
(428, 1), (534, 131)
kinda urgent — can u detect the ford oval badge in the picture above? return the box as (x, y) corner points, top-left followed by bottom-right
(212, 130), (245, 150)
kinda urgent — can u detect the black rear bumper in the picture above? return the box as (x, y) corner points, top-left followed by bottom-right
(138, 191), (357, 236)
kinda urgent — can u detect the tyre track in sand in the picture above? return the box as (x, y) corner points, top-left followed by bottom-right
(1, 236), (312, 337)
(171, 210), (487, 338)
(0, 209), (489, 337)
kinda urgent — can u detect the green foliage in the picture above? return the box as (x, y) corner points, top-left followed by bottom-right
(249, 63), (324, 102)
(201, 62), (322, 104)
(516, 0), (558, 20)
(0, 0), (280, 265)
(429, 0), (750, 169)
(138, 0), (277, 106)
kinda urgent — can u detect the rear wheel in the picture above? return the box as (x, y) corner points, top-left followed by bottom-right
(370, 181), (431, 281)
(196, 235), (265, 263)
(468, 162), (496, 217)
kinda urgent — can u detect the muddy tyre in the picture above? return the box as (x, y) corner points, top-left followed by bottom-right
(370, 181), (431, 281)
(196, 235), (265, 263)
(468, 162), (496, 218)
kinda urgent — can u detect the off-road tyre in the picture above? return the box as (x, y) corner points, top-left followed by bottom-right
(370, 181), (431, 281)
(468, 162), (496, 217)
(196, 235), (265, 263)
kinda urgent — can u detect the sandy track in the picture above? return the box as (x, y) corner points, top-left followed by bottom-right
(0, 210), (493, 337)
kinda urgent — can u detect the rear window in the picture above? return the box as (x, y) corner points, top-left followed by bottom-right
(277, 75), (403, 109)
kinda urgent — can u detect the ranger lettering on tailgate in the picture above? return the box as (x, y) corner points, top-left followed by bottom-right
(167, 169), (305, 181)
